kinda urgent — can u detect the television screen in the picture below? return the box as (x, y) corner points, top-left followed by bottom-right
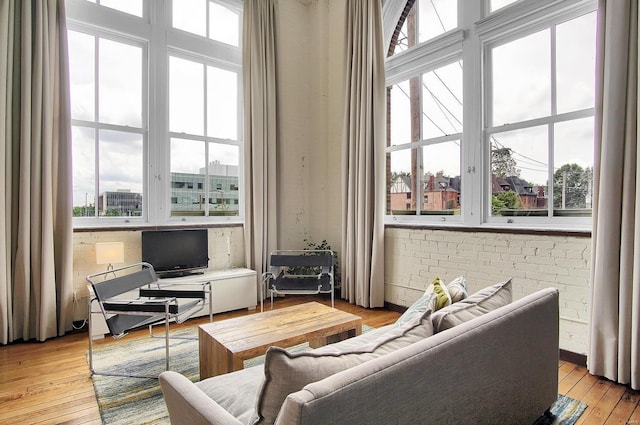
(142, 229), (209, 276)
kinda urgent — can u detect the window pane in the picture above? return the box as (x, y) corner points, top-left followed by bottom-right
(490, 126), (548, 216)
(422, 61), (463, 139)
(172, 0), (206, 36)
(208, 143), (240, 216)
(170, 56), (204, 135)
(209, 2), (239, 46)
(72, 126), (96, 217)
(418, 0), (457, 43)
(98, 130), (143, 217)
(557, 12), (597, 114)
(99, 39), (142, 127)
(490, 0), (519, 13)
(68, 31), (95, 121)
(207, 67), (237, 139)
(99, 0), (143, 17)
(389, 80), (412, 146)
(388, 149), (415, 214)
(422, 141), (461, 213)
(171, 138), (206, 216)
(491, 30), (550, 126)
(553, 117), (594, 212)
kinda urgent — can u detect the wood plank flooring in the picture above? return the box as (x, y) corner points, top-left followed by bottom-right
(0, 295), (638, 424)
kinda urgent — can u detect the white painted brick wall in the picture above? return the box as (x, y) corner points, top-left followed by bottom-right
(384, 228), (591, 355)
(72, 227), (245, 321)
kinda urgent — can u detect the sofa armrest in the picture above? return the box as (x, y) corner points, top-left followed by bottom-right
(159, 371), (243, 425)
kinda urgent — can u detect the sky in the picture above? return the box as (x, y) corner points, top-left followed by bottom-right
(389, 2), (597, 188)
(67, 0), (240, 209)
(68, 0), (596, 208)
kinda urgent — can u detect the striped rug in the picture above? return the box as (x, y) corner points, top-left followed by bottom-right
(89, 327), (586, 425)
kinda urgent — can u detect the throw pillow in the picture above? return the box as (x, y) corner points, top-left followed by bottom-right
(431, 278), (513, 333)
(431, 277), (451, 310)
(394, 286), (436, 326)
(447, 275), (469, 303)
(252, 309), (434, 425)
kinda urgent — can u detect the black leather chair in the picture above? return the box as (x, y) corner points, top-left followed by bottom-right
(86, 262), (210, 378)
(261, 250), (334, 310)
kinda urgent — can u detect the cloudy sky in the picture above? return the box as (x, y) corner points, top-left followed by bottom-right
(67, 0), (240, 209)
(389, 2), (596, 188)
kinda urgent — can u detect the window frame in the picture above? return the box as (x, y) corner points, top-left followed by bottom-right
(384, 0), (597, 232)
(66, 0), (244, 228)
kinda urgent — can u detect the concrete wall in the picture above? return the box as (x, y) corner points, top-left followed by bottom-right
(384, 227), (591, 354)
(274, 0), (344, 252)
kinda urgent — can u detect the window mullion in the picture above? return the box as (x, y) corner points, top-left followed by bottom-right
(548, 23), (557, 217)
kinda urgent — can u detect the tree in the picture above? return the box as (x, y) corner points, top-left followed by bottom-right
(553, 164), (592, 209)
(72, 205), (95, 217)
(492, 147), (520, 178)
(492, 190), (520, 215)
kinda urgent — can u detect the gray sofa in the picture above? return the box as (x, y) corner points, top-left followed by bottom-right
(160, 286), (559, 425)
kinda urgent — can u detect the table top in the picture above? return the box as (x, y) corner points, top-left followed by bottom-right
(198, 302), (362, 357)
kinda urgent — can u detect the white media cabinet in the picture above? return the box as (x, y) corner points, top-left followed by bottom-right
(90, 268), (258, 339)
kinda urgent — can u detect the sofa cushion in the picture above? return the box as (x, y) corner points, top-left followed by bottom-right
(196, 364), (263, 424)
(252, 309), (434, 425)
(431, 279), (512, 332)
(447, 275), (469, 303)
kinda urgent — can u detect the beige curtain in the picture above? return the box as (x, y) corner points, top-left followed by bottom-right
(243, 0), (279, 284)
(588, 0), (640, 389)
(341, 0), (385, 308)
(0, 0), (73, 344)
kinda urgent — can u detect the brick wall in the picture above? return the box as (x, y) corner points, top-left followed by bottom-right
(384, 227), (591, 355)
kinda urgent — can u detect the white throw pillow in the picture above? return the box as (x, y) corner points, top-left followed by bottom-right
(447, 275), (469, 303)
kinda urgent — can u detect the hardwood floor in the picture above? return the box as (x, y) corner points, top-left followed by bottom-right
(0, 295), (638, 424)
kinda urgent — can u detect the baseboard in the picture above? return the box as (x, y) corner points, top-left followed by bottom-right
(384, 302), (407, 314)
(560, 349), (587, 367)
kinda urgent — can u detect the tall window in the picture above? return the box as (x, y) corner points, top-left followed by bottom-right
(487, 11), (596, 219)
(66, 0), (243, 226)
(385, 0), (597, 230)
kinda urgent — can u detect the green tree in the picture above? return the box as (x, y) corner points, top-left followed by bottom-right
(553, 164), (592, 209)
(492, 190), (520, 215)
(72, 206), (95, 217)
(492, 147), (520, 178)
(104, 208), (123, 216)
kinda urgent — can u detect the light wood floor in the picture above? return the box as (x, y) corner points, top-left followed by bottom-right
(0, 295), (638, 424)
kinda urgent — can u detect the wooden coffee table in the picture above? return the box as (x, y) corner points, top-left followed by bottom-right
(198, 302), (362, 379)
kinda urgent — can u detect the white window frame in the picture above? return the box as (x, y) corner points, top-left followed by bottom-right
(66, 0), (244, 228)
(384, 0), (596, 232)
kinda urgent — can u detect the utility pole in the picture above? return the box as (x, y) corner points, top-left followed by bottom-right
(562, 171), (567, 209)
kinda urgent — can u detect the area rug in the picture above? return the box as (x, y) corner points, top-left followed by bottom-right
(89, 328), (586, 425)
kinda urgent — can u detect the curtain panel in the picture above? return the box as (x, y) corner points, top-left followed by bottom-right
(588, 0), (640, 389)
(341, 0), (386, 308)
(0, 0), (73, 344)
(243, 0), (279, 281)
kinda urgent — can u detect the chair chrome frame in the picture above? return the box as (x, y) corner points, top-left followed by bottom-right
(86, 262), (211, 378)
(261, 249), (334, 311)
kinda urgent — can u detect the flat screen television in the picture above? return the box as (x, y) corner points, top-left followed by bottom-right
(142, 229), (209, 277)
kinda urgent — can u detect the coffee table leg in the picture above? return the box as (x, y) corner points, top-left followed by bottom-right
(200, 332), (236, 379)
(309, 324), (362, 348)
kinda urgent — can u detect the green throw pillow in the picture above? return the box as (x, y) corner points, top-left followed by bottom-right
(432, 277), (451, 310)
